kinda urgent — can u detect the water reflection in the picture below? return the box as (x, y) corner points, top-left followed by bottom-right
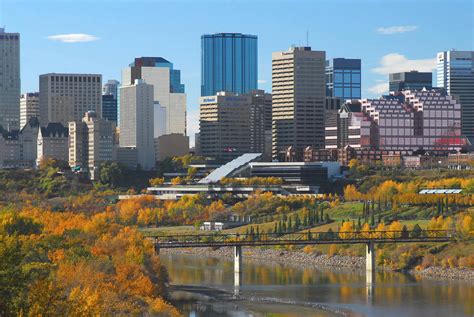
(162, 252), (474, 317)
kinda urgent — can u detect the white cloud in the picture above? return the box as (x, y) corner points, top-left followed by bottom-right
(372, 53), (436, 75)
(368, 82), (389, 95)
(46, 33), (100, 43)
(258, 79), (267, 84)
(376, 25), (418, 35)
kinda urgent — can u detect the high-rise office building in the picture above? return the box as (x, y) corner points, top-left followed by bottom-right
(69, 111), (115, 179)
(389, 71), (432, 92)
(122, 57), (186, 137)
(200, 92), (252, 161)
(20, 92), (39, 129)
(102, 79), (120, 99)
(326, 58), (361, 100)
(199, 90), (271, 161)
(272, 47), (326, 160)
(119, 79), (155, 170)
(201, 33), (258, 96)
(0, 28), (21, 130)
(437, 50), (474, 141)
(102, 79), (119, 122)
(39, 73), (102, 126)
(249, 90), (272, 157)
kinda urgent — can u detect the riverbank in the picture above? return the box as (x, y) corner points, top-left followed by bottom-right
(160, 247), (474, 280)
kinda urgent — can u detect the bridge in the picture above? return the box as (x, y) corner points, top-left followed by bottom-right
(150, 230), (454, 288)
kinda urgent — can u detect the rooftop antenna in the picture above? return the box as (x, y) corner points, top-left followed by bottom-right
(306, 30), (309, 47)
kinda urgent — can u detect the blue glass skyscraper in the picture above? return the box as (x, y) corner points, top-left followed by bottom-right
(201, 33), (258, 96)
(326, 58), (361, 99)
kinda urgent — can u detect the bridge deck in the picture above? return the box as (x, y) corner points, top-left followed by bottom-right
(149, 230), (454, 248)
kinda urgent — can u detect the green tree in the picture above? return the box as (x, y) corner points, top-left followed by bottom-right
(98, 162), (125, 188)
(0, 236), (28, 315)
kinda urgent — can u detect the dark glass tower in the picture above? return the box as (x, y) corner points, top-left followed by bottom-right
(389, 71), (432, 92)
(326, 58), (361, 99)
(201, 33), (258, 96)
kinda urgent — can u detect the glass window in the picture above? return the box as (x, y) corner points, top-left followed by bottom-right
(352, 88), (361, 99)
(334, 87), (343, 97)
(351, 72), (360, 83)
(344, 73), (351, 83)
(334, 72), (343, 83)
(344, 88), (351, 97)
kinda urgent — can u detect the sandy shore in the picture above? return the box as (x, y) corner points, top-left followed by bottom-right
(161, 246), (474, 280)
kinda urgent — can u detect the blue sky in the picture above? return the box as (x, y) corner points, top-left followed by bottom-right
(1, 0), (473, 143)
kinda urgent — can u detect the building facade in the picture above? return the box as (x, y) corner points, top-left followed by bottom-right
(122, 57), (186, 137)
(0, 28), (21, 130)
(200, 92), (252, 161)
(69, 111), (115, 179)
(20, 92), (39, 129)
(39, 73), (102, 126)
(201, 33), (258, 96)
(326, 89), (467, 157)
(389, 71), (432, 92)
(119, 79), (155, 170)
(37, 123), (69, 165)
(326, 58), (361, 100)
(437, 50), (474, 141)
(102, 79), (119, 123)
(155, 133), (189, 161)
(272, 47), (326, 160)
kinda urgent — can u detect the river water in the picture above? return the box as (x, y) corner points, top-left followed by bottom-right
(161, 252), (473, 317)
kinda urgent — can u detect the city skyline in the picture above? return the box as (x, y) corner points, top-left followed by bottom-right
(1, 0), (472, 144)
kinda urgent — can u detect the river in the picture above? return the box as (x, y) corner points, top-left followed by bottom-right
(161, 252), (473, 317)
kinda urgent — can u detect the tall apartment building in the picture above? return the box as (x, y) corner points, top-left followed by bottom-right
(437, 50), (474, 141)
(0, 28), (21, 130)
(325, 89), (467, 154)
(201, 33), (258, 96)
(122, 57), (186, 137)
(119, 79), (155, 170)
(20, 92), (39, 129)
(39, 73), (102, 126)
(389, 71), (432, 92)
(272, 46), (326, 160)
(69, 111), (115, 179)
(102, 79), (119, 122)
(37, 123), (69, 165)
(326, 58), (361, 100)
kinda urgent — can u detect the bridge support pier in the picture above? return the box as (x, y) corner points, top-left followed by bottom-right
(153, 239), (160, 256)
(366, 241), (375, 273)
(234, 246), (243, 288)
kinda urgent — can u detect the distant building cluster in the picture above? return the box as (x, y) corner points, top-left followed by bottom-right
(0, 26), (473, 179)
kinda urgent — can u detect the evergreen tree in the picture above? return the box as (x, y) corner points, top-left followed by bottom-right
(315, 210), (320, 223)
(412, 224), (422, 238)
(357, 217), (361, 230)
(303, 214), (308, 227)
(288, 217), (292, 230)
(401, 225), (409, 238)
(295, 215), (301, 230)
(282, 221), (287, 233)
(370, 213), (375, 226)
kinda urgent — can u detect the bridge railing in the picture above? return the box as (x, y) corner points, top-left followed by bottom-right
(151, 229), (455, 246)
